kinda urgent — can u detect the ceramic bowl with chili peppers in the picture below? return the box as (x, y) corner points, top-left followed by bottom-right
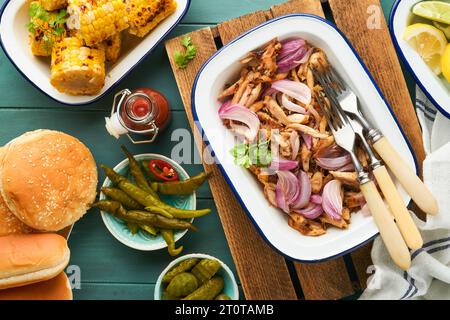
(99, 153), (196, 251)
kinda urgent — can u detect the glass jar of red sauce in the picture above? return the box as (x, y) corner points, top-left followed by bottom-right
(105, 88), (171, 144)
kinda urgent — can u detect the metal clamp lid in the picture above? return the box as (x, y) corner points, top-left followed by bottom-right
(109, 89), (159, 144)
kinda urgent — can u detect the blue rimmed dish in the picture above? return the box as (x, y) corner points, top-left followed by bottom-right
(390, 0), (450, 118)
(191, 14), (418, 262)
(100, 154), (196, 251)
(0, 0), (190, 106)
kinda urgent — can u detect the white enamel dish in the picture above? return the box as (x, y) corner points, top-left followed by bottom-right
(0, 0), (190, 105)
(390, 0), (450, 118)
(192, 14), (418, 262)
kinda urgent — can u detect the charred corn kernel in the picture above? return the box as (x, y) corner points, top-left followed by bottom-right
(127, 0), (177, 37)
(50, 37), (106, 95)
(39, 0), (67, 11)
(104, 33), (121, 63)
(67, 0), (129, 46)
(28, 2), (66, 56)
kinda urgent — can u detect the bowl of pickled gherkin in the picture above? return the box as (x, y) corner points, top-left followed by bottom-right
(94, 146), (212, 253)
(155, 254), (239, 300)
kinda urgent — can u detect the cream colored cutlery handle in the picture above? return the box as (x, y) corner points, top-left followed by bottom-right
(360, 181), (411, 270)
(373, 137), (438, 215)
(373, 166), (423, 250)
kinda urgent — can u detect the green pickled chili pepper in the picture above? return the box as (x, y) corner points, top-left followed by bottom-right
(101, 165), (211, 219)
(127, 211), (198, 231)
(161, 229), (183, 257)
(191, 259), (222, 285)
(182, 276), (224, 300)
(166, 272), (198, 299)
(145, 206), (173, 219)
(139, 224), (158, 236)
(127, 222), (139, 234)
(145, 206), (210, 219)
(93, 201), (197, 231)
(215, 294), (231, 300)
(101, 187), (143, 210)
(162, 258), (200, 283)
(151, 172), (212, 195)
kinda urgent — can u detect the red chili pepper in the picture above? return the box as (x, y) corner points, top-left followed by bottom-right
(147, 159), (179, 182)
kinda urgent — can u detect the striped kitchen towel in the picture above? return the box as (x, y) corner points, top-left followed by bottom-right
(360, 87), (450, 300)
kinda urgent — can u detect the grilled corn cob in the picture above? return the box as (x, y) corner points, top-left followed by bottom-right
(66, 0), (129, 46)
(39, 0), (67, 11)
(127, 0), (177, 37)
(28, 2), (66, 56)
(50, 37), (106, 95)
(104, 33), (122, 63)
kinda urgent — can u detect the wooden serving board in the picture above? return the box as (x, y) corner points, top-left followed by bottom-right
(165, 0), (425, 300)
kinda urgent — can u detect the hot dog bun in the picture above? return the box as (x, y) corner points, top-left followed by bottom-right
(0, 234), (70, 290)
(0, 272), (72, 300)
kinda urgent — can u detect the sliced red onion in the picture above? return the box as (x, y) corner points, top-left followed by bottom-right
(310, 195), (323, 205)
(219, 103), (260, 141)
(290, 131), (300, 160)
(295, 47), (314, 64)
(316, 155), (353, 171)
(281, 94), (308, 114)
(322, 180), (343, 220)
(277, 46), (308, 73)
(270, 158), (298, 171)
(294, 204), (323, 219)
(272, 80), (311, 105)
(278, 38), (306, 60)
(336, 163), (356, 172)
(275, 171), (300, 213)
(301, 133), (312, 150)
(291, 171), (311, 210)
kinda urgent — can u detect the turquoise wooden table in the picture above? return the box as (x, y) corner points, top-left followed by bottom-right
(0, 0), (414, 300)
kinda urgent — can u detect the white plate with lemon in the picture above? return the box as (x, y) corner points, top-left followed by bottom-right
(390, 0), (450, 118)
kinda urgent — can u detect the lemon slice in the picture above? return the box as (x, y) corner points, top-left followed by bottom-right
(404, 23), (448, 74)
(433, 21), (450, 39)
(413, 1), (450, 24)
(442, 44), (450, 82)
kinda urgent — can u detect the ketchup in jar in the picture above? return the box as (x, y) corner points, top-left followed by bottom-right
(105, 88), (171, 144)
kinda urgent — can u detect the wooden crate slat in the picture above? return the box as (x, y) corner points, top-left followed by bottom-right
(165, 28), (297, 300)
(271, 0), (325, 17)
(295, 259), (354, 300)
(270, 0), (357, 301)
(217, 10), (271, 45)
(350, 242), (374, 289)
(328, 0), (426, 170)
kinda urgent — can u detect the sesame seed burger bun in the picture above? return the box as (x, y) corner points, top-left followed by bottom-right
(0, 130), (98, 231)
(0, 147), (34, 236)
(0, 272), (72, 300)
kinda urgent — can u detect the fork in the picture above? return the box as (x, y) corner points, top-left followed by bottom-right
(322, 67), (438, 216)
(312, 69), (411, 270)
(349, 118), (423, 250)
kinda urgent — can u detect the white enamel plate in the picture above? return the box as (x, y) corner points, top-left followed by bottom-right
(0, 0), (190, 105)
(192, 14), (418, 262)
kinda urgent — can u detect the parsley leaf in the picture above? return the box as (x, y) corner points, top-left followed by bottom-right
(174, 36), (197, 69)
(27, 3), (67, 53)
(230, 140), (272, 168)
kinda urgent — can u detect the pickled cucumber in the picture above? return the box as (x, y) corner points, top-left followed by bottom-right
(191, 259), (221, 285)
(162, 258), (200, 283)
(215, 294), (231, 300)
(182, 276), (224, 300)
(166, 272), (199, 298)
